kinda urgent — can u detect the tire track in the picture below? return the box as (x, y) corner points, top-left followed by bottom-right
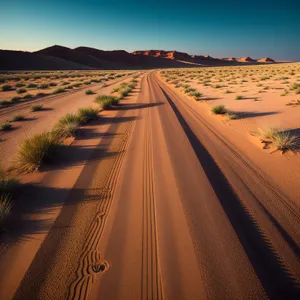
(68, 111), (138, 300)
(141, 97), (163, 300)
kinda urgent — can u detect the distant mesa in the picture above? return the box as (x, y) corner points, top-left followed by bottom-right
(0, 45), (277, 70)
(133, 50), (193, 61)
(237, 56), (256, 62)
(257, 57), (275, 63)
(222, 57), (237, 61)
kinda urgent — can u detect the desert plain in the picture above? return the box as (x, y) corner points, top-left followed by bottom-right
(0, 57), (300, 300)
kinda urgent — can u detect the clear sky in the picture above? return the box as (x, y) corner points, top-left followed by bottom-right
(1, 0), (299, 60)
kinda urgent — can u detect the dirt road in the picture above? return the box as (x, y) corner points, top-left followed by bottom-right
(3, 71), (300, 299)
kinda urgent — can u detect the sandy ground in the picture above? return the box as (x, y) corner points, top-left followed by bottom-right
(0, 72), (138, 168)
(0, 69), (299, 300)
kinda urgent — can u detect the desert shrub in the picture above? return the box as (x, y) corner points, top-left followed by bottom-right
(2, 84), (12, 91)
(72, 82), (82, 88)
(128, 83), (136, 89)
(119, 87), (131, 98)
(52, 114), (81, 138)
(66, 85), (73, 89)
(184, 87), (196, 94)
(0, 100), (12, 106)
(112, 87), (120, 93)
(49, 82), (57, 87)
(52, 87), (65, 94)
(78, 107), (99, 122)
(32, 104), (43, 111)
(235, 95), (243, 100)
(211, 105), (227, 115)
(85, 89), (95, 95)
(226, 113), (237, 120)
(94, 95), (116, 110)
(16, 132), (60, 173)
(272, 131), (299, 152)
(16, 88), (27, 94)
(11, 115), (25, 122)
(1, 121), (12, 131)
(258, 126), (280, 140)
(84, 81), (91, 85)
(290, 83), (300, 91)
(61, 81), (70, 86)
(16, 82), (25, 88)
(182, 84), (190, 89)
(11, 96), (21, 102)
(0, 193), (12, 226)
(0, 167), (18, 193)
(189, 91), (203, 99)
(24, 93), (33, 99)
(38, 83), (49, 89)
(27, 83), (38, 88)
(225, 90), (232, 94)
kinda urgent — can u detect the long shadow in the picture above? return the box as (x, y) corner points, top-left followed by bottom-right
(0, 113), (129, 244)
(0, 184), (104, 247)
(237, 97), (259, 100)
(200, 97), (220, 101)
(115, 102), (164, 110)
(75, 128), (118, 140)
(236, 111), (278, 119)
(160, 87), (300, 299)
(99, 115), (137, 124)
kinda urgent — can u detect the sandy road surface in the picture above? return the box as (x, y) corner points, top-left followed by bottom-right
(2, 71), (300, 299)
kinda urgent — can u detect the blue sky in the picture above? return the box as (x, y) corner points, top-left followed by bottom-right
(1, 0), (299, 60)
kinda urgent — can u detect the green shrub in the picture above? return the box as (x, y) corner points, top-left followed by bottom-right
(16, 82), (25, 88)
(2, 84), (12, 91)
(0, 193), (12, 226)
(119, 87), (131, 97)
(0, 167), (19, 193)
(52, 114), (81, 138)
(24, 93), (33, 99)
(85, 89), (95, 95)
(11, 96), (21, 102)
(78, 107), (99, 122)
(32, 105), (43, 111)
(38, 83), (49, 89)
(112, 87), (120, 93)
(72, 82), (82, 88)
(272, 131), (299, 152)
(16, 88), (27, 94)
(49, 82), (57, 87)
(211, 105), (227, 115)
(184, 87), (196, 94)
(258, 126), (280, 139)
(94, 95), (117, 110)
(235, 95), (243, 100)
(52, 87), (65, 94)
(27, 83), (38, 88)
(0, 100), (12, 106)
(16, 132), (60, 173)
(11, 115), (25, 122)
(226, 113), (237, 120)
(189, 91), (203, 99)
(1, 121), (12, 131)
